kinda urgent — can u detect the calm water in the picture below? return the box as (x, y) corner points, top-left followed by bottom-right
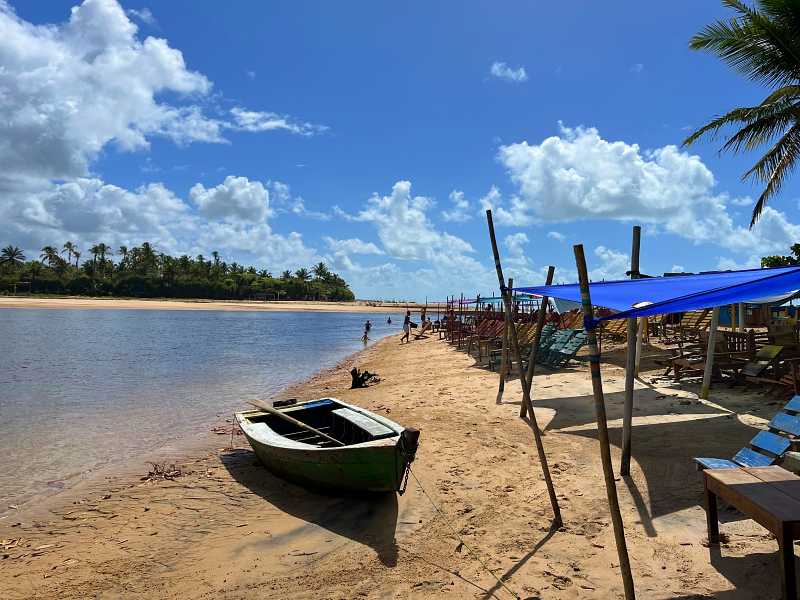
(0, 309), (400, 508)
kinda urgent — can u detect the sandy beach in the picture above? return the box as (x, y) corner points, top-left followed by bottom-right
(0, 297), (430, 313)
(0, 333), (785, 599)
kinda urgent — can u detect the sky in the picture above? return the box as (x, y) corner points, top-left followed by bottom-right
(2, 0), (799, 301)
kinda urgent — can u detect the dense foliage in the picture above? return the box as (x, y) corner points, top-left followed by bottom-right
(0, 242), (355, 301)
(762, 243), (800, 267)
(684, 0), (800, 227)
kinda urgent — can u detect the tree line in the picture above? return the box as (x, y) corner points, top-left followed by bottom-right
(0, 242), (355, 301)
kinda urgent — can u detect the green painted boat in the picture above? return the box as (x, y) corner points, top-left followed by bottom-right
(235, 398), (420, 493)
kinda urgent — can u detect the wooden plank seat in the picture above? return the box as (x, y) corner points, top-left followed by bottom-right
(331, 408), (395, 441)
(703, 466), (800, 599)
(695, 396), (800, 470)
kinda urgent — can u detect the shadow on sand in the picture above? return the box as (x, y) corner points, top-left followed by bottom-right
(221, 448), (400, 566)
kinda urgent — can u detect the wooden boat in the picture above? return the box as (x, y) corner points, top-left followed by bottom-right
(235, 398), (420, 493)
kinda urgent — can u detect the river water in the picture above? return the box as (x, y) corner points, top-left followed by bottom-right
(0, 309), (400, 509)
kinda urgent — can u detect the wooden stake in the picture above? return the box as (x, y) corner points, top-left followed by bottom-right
(574, 243), (636, 600)
(486, 210), (562, 526)
(520, 266), (555, 419)
(620, 225), (641, 476)
(700, 307), (721, 400)
(496, 278), (512, 404)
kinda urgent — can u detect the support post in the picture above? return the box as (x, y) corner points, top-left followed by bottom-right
(496, 278), (512, 404)
(574, 243), (636, 600)
(620, 225), (641, 476)
(700, 307), (721, 400)
(520, 266), (555, 418)
(634, 317), (645, 376)
(486, 210), (562, 526)
(738, 302), (745, 332)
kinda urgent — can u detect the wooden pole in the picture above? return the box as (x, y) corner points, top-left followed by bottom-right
(620, 225), (641, 476)
(738, 302), (745, 332)
(496, 278), (512, 404)
(248, 399), (345, 447)
(520, 266), (555, 419)
(574, 243), (636, 599)
(634, 318), (645, 377)
(486, 210), (562, 526)
(700, 307), (721, 400)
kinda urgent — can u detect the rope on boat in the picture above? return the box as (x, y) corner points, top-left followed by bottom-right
(408, 467), (520, 600)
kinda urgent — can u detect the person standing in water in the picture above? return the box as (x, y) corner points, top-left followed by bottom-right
(401, 310), (411, 343)
(361, 319), (371, 344)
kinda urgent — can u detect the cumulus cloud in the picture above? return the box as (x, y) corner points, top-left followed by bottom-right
(0, 174), (320, 271)
(0, 0), (322, 191)
(504, 233), (529, 258)
(324, 237), (384, 255)
(126, 7), (156, 26)
(496, 123), (800, 257)
(190, 176), (269, 222)
(489, 61), (528, 83)
(441, 190), (472, 222)
(357, 181), (474, 261)
(230, 108), (328, 136)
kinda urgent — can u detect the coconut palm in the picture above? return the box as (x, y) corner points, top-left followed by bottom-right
(312, 261), (330, 280)
(683, 0), (800, 227)
(40, 246), (59, 267)
(0, 245), (25, 269)
(62, 241), (78, 265)
(73, 250), (81, 267)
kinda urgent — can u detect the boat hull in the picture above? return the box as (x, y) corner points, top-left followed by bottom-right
(235, 399), (415, 493)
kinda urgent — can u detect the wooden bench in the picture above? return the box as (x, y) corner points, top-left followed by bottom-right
(704, 466), (800, 598)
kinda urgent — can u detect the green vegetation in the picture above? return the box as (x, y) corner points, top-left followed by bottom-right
(683, 0), (800, 227)
(0, 242), (355, 301)
(762, 243), (800, 267)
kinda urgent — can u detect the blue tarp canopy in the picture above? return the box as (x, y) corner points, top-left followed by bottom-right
(514, 266), (800, 328)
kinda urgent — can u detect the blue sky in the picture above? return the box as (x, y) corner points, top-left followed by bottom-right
(2, 0), (797, 300)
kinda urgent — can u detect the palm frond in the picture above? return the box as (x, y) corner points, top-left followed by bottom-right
(742, 123), (800, 224)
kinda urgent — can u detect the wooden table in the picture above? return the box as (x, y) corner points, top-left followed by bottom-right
(704, 466), (800, 599)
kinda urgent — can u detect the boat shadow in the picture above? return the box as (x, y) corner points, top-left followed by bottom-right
(221, 448), (400, 566)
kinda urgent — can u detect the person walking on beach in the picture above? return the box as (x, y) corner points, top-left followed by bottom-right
(401, 310), (411, 343)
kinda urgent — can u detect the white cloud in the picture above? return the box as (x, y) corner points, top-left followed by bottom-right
(245, 70), (256, 80)
(591, 246), (629, 281)
(630, 63), (644, 74)
(504, 232), (529, 258)
(671, 264), (685, 273)
(230, 107), (328, 136)
(323, 237), (384, 255)
(0, 174), (321, 272)
(0, 0), (322, 192)
(0, 0), (219, 185)
(489, 61), (528, 83)
(357, 181), (474, 261)
(441, 190), (473, 222)
(126, 7), (156, 26)
(190, 176), (269, 222)
(496, 123), (800, 258)
(547, 231), (566, 242)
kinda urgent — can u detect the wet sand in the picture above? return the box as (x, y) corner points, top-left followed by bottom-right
(0, 333), (786, 598)
(0, 297), (428, 313)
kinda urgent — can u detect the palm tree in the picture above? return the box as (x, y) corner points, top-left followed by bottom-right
(40, 246), (59, 267)
(118, 245), (129, 270)
(312, 261), (330, 280)
(73, 250), (81, 268)
(62, 242), (78, 265)
(0, 245), (25, 269)
(683, 0), (800, 227)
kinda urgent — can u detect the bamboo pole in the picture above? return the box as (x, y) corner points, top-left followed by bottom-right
(573, 243), (636, 599)
(496, 278), (512, 404)
(700, 307), (721, 400)
(520, 266), (555, 419)
(620, 225), (641, 476)
(486, 210), (562, 526)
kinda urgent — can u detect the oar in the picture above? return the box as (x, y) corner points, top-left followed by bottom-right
(247, 399), (345, 447)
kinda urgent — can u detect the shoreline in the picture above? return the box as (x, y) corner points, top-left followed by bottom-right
(0, 296), (431, 313)
(1, 333), (396, 520)
(2, 333), (785, 598)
